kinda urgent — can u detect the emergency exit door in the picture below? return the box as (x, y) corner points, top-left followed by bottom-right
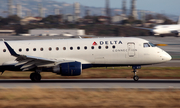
(127, 42), (135, 57)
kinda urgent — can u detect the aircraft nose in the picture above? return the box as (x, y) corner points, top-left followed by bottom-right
(161, 51), (172, 61)
(153, 29), (158, 34)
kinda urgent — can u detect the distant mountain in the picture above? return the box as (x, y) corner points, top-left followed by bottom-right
(0, 0), (68, 17)
(0, 0), (178, 21)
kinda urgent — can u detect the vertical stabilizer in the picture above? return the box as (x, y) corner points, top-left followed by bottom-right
(178, 16), (180, 24)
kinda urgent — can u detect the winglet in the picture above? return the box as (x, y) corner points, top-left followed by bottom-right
(3, 40), (19, 56)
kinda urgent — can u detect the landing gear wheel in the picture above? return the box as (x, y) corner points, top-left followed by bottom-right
(132, 66), (141, 81)
(30, 73), (41, 82)
(133, 75), (139, 81)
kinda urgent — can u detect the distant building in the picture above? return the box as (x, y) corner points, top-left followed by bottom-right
(106, 0), (110, 17)
(39, 4), (45, 18)
(74, 2), (80, 22)
(83, 18), (94, 24)
(16, 4), (22, 18)
(85, 7), (90, 16)
(20, 17), (42, 25)
(54, 8), (60, 15)
(8, 0), (13, 16)
(111, 15), (127, 24)
(122, 0), (126, 15)
(0, 30), (15, 36)
(65, 14), (74, 23)
(105, 0), (111, 23)
(97, 16), (109, 24)
(130, 0), (138, 19)
(29, 29), (85, 36)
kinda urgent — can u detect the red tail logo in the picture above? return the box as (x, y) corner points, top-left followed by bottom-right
(92, 42), (97, 45)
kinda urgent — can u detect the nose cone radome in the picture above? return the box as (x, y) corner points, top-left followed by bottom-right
(162, 52), (172, 62)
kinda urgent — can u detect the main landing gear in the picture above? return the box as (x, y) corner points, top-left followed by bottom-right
(132, 66), (141, 81)
(30, 69), (42, 82)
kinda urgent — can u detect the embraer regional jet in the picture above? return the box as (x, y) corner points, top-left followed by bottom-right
(0, 37), (171, 81)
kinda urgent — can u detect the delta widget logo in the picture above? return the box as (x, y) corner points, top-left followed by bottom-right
(92, 42), (97, 45)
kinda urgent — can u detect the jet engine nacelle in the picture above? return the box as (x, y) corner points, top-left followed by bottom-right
(53, 62), (82, 76)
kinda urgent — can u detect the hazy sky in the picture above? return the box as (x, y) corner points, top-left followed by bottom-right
(54, 0), (180, 15)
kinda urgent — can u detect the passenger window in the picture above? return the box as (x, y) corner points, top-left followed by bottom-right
(19, 48), (22, 52)
(63, 47), (66, 50)
(144, 43), (150, 48)
(33, 48), (36, 51)
(56, 47), (59, 51)
(98, 46), (101, 49)
(26, 48), (29, 52)
(112, 45), (116, 49)
(84, 46), (87, 50)
(40, 48), (43, 51)
(91, 46), (94, 49)
(49, 47), (52, 51)
(77, 46), (80, 50)
(3, 49), (6, 52)
(70, 47), (73, 50)
(105, 46), (108, 49)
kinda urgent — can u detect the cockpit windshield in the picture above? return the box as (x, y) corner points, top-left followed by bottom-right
(143, 43), (156, 48)
(144, 43), (150, 48)
(149, 42), (156, 47)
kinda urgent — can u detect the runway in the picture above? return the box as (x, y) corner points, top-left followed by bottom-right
(0, 79), (180, 89)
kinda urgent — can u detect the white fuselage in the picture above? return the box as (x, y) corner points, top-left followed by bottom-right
(0, 37), (171, 70)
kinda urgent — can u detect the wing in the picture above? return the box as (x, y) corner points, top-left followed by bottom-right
(134, 27), (153, 31)
(3, 40), (74, 71)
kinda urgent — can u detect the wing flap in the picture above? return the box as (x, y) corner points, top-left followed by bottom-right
(22, 65), (36, 71)
(20, 60), (36, 69)
(15, 59), (33, 66)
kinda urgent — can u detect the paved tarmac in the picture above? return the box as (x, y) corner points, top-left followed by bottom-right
(0, 79), (180, 89)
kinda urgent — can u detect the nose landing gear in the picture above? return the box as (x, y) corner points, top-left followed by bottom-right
(132, 66), (141, 81)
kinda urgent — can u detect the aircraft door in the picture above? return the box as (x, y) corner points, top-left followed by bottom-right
(127, 42), (135, 57)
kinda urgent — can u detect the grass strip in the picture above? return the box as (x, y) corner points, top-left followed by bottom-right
(0, 88), (179, 108)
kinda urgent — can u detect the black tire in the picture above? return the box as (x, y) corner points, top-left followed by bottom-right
(30, 73), (41, 82)
(133, 75), (139, 81)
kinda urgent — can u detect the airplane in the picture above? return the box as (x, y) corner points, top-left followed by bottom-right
(135, 17), (180, 37)
(0, 37), (171, 81)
